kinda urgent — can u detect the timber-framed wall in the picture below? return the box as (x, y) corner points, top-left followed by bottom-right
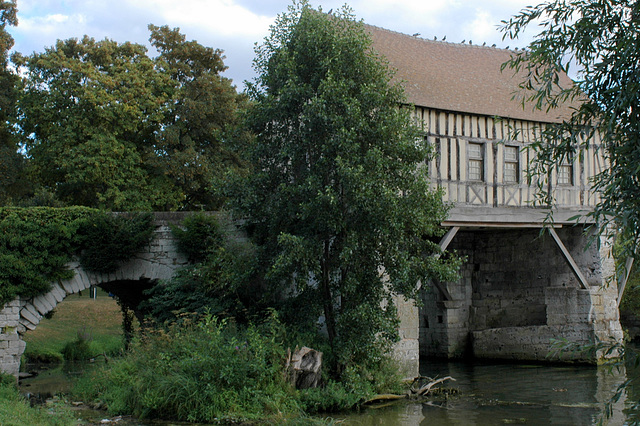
(367, 22), (623, 363)
(416, 106), (604, 210)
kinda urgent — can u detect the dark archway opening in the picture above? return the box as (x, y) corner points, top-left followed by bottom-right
(97, 279), (157, 349)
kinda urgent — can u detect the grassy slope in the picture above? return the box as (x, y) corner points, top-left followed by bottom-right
(23, 290), (124, 361)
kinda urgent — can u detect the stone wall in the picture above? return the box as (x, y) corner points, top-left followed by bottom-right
(420, 226), (623, 362)
(0, 301), (25, 378)
(392, 294), (420, 379)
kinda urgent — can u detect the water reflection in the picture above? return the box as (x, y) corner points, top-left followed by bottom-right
(343, 361), (629, 425)
(19, 359), (634, 425)
(20, 362), (90, 400)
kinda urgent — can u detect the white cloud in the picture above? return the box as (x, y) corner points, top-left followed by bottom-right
(464, 10), (499, 44)
(6, 0), (543, 89)
(136, 0), (273, 39)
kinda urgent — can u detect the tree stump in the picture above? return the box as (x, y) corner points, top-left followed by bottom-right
(285, 346), (323, 389)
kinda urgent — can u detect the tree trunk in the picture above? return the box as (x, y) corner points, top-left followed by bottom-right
(321, 240), (337, 351)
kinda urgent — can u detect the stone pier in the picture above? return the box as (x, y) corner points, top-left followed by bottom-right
(420, 224), (623, 363)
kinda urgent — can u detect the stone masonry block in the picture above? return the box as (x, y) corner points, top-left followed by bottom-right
(51, 284), (66, 303)
(23, 303), (40, 321)
(61, 279), (75, 294)
(44, 292), (57, 309)
(69, 276), (81, 293)
(19, 318), (37, 331)
(32, 295), (53, 316)
(76, 268), (91, 289)
(20, 308), (40, 327)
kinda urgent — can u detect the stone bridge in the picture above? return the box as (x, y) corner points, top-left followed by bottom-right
(0, 210), (627, 379)
(0, 212), (192, 376)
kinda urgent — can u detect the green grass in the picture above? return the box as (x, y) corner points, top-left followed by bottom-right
(23, 289), (126, 363)
(0, 374), (76, 426)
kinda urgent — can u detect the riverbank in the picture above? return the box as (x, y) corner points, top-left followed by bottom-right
(0, 373), (77, 426)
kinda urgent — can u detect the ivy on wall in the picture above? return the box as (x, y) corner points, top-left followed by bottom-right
(0, 207), (154, 305)
(77, 212), (154, 273)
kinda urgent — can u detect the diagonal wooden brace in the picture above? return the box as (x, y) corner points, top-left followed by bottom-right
(548, 227), (589, 290)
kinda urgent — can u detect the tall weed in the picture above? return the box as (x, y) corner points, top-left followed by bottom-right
(0, 373), (75, 425)
(75, 313), (301, 423)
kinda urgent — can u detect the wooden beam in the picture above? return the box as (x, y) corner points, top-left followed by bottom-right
(439, 226), (459, 251)
(547, 227), (590, 290)
(441, 221), (560, 229)
(618, 257), (635, 306)
(423, 227), (459, 300)
(431, 279), (453, 301)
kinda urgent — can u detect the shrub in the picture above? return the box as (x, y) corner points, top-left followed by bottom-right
(77, 212), (154, 273)
(170, 212), (223, 263)
(74, 313), (301, 423)
(61, 327), (94, 361)
(142, 212), (265, 324)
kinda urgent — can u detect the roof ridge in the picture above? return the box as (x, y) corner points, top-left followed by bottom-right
(364, 22), (515, 53)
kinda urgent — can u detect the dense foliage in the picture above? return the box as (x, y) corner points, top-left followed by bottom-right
(0, 207), (154, 305)
(0, 206), (95, 304)
(74, 311), (402, 422)
(149, 25), (247, 210)
(142, 212), (264, 324)
(9, 26), (245, 211)
(238, 2), (461, 377)
(74, 314), (301, 423)
(0, 1), (27, 205)
(77, 212), (154, 273)
(501, 0), (640, 256)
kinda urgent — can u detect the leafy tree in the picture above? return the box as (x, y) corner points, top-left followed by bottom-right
(501, 0), (640, 255)
(149, 25), (247, 210)
(13, 37), (179, 210)
(12, 26), (245, 211)
(0, 0), (27, 204)
(238, 2), (460, 377)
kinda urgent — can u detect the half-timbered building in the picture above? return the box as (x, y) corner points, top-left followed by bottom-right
(367, 25), (623, 369)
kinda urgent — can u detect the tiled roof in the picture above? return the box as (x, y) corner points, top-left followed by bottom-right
(366, 25), (578, 123)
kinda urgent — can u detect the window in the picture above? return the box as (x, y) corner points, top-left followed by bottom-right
(504, 146), (519, 183)
(468, 143), (484, 181)
(558, 161), (573, 185)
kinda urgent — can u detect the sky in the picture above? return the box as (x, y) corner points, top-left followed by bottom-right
(6, 0), (539, 91)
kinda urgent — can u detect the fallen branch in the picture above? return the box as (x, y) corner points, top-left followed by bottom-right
(365, 375), (457, 405)
(417, 376), (456, 396)
(364, 394), (407, 404)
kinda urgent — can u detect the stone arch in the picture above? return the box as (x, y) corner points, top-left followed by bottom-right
(0, 214), (190, 376)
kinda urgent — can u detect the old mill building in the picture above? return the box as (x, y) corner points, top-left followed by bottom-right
(366, 24), (624, 374)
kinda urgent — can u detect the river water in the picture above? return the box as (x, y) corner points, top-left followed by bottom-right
(20, 360), (636, 425)
(341, 360), (634, 425)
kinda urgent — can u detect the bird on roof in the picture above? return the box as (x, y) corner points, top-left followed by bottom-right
(433, 36), (437, 40)
(442, 36), (446, 41)
(461, 39), (465, 43)
(469, 40), (472, 44)
(412, 32), (420, 37)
